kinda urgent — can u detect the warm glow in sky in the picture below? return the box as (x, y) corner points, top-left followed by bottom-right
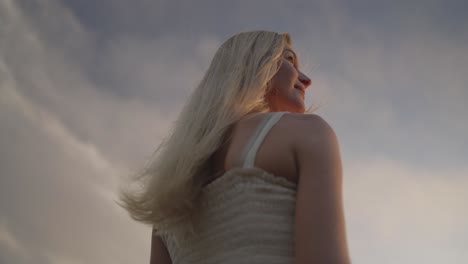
(1, 0), (467, 263)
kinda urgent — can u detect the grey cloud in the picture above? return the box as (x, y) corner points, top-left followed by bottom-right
(59, 0), (468, 46)
(62, 0), (323, 37)
(2, 0), (186, 167)
(1, 0), (151, 263)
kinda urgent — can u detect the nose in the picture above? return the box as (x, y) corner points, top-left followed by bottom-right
(299, 71), (312, 88)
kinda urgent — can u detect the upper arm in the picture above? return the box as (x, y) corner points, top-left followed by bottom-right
(150, 229), (172, 264)
(292, 114), (350, 264)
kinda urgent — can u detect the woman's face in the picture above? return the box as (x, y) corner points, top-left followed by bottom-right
(265, 44), (312, 113)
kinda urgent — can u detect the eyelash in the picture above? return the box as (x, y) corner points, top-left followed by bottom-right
(286, 55), (298, 68)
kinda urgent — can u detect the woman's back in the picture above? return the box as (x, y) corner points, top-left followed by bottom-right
(210, 111), (300, 187)
(152, 112), (350, 264)
(156, 112), (299, 263)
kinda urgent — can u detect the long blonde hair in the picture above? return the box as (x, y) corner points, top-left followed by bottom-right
(119, 31), (291, 238)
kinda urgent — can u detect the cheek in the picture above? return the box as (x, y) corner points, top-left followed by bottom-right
(280, 62), (298, 81)
(274, 65), (296, 87)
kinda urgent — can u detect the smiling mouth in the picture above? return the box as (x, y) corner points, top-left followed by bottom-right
(294, 84), (305, 92)
(295, 87), (305, 95)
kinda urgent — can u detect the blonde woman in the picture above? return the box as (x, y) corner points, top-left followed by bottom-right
(120, 30), (351, 264)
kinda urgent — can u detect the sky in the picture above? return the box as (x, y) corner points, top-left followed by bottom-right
(1, 0), (467, 263)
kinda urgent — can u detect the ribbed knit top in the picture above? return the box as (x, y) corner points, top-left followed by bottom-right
(156, 112), (297, 264)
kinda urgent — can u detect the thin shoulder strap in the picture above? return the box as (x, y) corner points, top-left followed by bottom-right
(241, 112), (287, 168)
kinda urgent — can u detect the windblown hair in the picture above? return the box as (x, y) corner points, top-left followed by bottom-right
(119, 31), (291, 238)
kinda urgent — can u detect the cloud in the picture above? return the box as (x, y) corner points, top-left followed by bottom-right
(0, 219), (27, 257)
(1, 0), (151, 263)
(345, 158), (468, 263)
(292, 6), (468, 167)
(1, 0), (190, 167)
(1, 68), (150, 263)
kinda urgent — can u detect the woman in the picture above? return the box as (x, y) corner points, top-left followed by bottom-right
(120, 31), (351, 264)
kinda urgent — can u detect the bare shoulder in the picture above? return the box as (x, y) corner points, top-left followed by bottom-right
(282, 113), (338, 148)
(288, 114), (350, 263)
(285, 113), (340, 176)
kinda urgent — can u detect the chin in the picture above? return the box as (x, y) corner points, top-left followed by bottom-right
(274, 99), (305, 113)
(290, 99), (306, 113)
(292, 102), (306, 113)
(289, 106), (305, 113)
